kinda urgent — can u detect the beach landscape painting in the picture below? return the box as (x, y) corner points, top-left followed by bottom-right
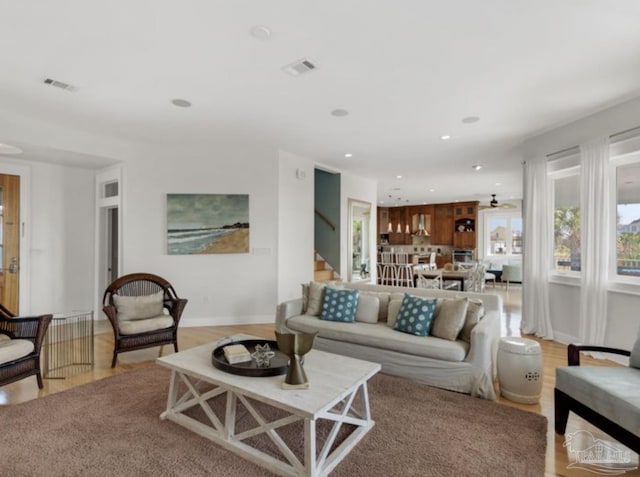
(167, 194), (249, 254)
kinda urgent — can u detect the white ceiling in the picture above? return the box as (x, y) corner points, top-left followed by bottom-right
(1, 1), (640, 205)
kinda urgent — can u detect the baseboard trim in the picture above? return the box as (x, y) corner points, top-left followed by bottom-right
(552, 331), (580, 345)
(181, 315), (273, 328)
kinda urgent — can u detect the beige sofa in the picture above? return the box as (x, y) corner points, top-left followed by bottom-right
(276, 282), (502, 400)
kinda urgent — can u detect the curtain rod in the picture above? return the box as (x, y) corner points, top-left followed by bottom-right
(546, 125), (640, 158)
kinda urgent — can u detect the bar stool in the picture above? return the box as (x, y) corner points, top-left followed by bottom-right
(395, 253), (414, 288)
(379, 252), (396, 286)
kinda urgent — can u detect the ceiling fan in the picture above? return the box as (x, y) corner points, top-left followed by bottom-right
(479, 194), (518, 210)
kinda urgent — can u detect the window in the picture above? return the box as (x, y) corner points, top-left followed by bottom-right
(553, 174), (581, 272)
(487, 214), (522, 256)
(616, 161), (640, 278)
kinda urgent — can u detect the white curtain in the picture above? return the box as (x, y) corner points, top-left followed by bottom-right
(579, 137), (610, 345)
(522, 156), (554, 338)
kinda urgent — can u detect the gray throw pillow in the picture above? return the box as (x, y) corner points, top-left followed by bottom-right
(431, 298), (469, 341)
(460, 300), (485, 343)
(386, 300), (403, 328)
(359, 291), (390, 321)
(355, 294), (380, 324)
(306, 281), (326, 316)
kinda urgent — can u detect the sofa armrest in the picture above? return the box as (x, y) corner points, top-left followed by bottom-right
(567, 344), (630, 366)
(464, 310), (500, 376)
(276, 298), (303, 332)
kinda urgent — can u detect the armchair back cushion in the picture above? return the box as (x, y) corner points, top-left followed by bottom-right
(113, 291), (164, 321)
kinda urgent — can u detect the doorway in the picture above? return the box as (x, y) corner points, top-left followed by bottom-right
(0, 174), (20, 314)
(348, 199), (371, 282)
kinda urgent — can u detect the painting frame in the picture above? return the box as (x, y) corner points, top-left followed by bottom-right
(167, 193), (250, 255)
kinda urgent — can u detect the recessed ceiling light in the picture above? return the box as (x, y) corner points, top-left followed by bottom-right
(171, 99), (192, 108)
(380, 201), (385, 204)
(331, 108), (349, 117)
(495, 182), (502, 186)
(396, 175), (403, 179)
(0, 143), (22, 155)
(440, 135), (451, 140)
(429, 188), (435, 192)
(472, 165), (482, 171)
(249, 25), (272, 40)
(462, 116), (480, 124)
(344, 153), (353, 158)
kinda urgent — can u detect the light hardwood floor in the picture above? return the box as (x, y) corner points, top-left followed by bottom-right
(1, 288), (637, 477)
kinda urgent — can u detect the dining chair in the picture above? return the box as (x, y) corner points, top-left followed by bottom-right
(415, 266), (442, 289)
(428, 252), (437, 270)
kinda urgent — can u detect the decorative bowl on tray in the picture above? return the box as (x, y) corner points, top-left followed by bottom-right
(211, 339), (289, 377)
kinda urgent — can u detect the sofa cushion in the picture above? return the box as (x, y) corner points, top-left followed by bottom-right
(320, 287), (359, 323)
(431, 298), (469, 341)
(0, 338), (35, 365)
(556, 366), (640, 435)
(460, 299), (486, 343)
(306, 281), (327, 316)
(114, 291), (164, 321)
(119, 315), (174, 335)
(355, 294), (380, 324)
(393, 294), (438, 337)
(287, 315), (469, 362)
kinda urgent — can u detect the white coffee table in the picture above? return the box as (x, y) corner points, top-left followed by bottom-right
(156, 335), (381, 477)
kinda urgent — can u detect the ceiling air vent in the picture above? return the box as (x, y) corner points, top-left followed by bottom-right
(43, 78), (77, 92)
(282, 58), (317, 77)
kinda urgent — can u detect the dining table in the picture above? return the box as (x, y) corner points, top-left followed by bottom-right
(413, 265), (472, 291)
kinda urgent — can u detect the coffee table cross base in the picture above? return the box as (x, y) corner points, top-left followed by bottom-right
(160, 370), (375, 477)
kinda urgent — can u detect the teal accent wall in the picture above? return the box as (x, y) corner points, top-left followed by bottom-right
(315, 169), (341, 274)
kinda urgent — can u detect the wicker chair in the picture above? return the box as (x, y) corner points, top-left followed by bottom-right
(102, 273), (188, 368)
(0, 312), (53, 389)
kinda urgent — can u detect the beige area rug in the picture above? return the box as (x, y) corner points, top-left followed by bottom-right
(0, 365), (546, 477)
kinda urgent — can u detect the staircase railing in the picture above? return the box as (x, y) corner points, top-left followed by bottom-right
(315, 208), (335, 230)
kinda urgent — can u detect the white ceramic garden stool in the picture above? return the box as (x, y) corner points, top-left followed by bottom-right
(497, 337), (543, 404)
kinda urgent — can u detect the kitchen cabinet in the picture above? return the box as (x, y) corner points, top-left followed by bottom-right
(452, 201), (478, 249)
(377, 207), (389, 237)
(387, 206), (411, 244)
(431, 204), (453, 245)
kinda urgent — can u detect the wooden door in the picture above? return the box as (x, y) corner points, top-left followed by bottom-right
(0, 174), (20, 314)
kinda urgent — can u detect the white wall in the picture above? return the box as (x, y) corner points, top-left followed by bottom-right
(277, 151), (314, 303)
(121, 141), (280, 326)
(523, 97), (640, 351)
(0, 158), (95, 315)
(0, 110), (376, 325)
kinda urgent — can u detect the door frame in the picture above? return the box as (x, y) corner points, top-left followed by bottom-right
(0, 162), (30, 315)
(94, 166), (122, 318)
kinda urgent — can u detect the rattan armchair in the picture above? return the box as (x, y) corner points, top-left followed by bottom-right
(0, 312), (53, 389)
(102, 273), (188, 368)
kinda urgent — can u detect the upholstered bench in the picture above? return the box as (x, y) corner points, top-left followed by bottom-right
(555, 344), (640, 453)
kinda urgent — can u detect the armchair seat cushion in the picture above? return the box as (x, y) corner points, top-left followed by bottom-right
(0, 338), (35, 365)
(556, 366), (640, 435)
(118, 315), (174, 335)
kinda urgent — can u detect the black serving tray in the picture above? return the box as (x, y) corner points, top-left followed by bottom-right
(211, 339), (289, 377)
